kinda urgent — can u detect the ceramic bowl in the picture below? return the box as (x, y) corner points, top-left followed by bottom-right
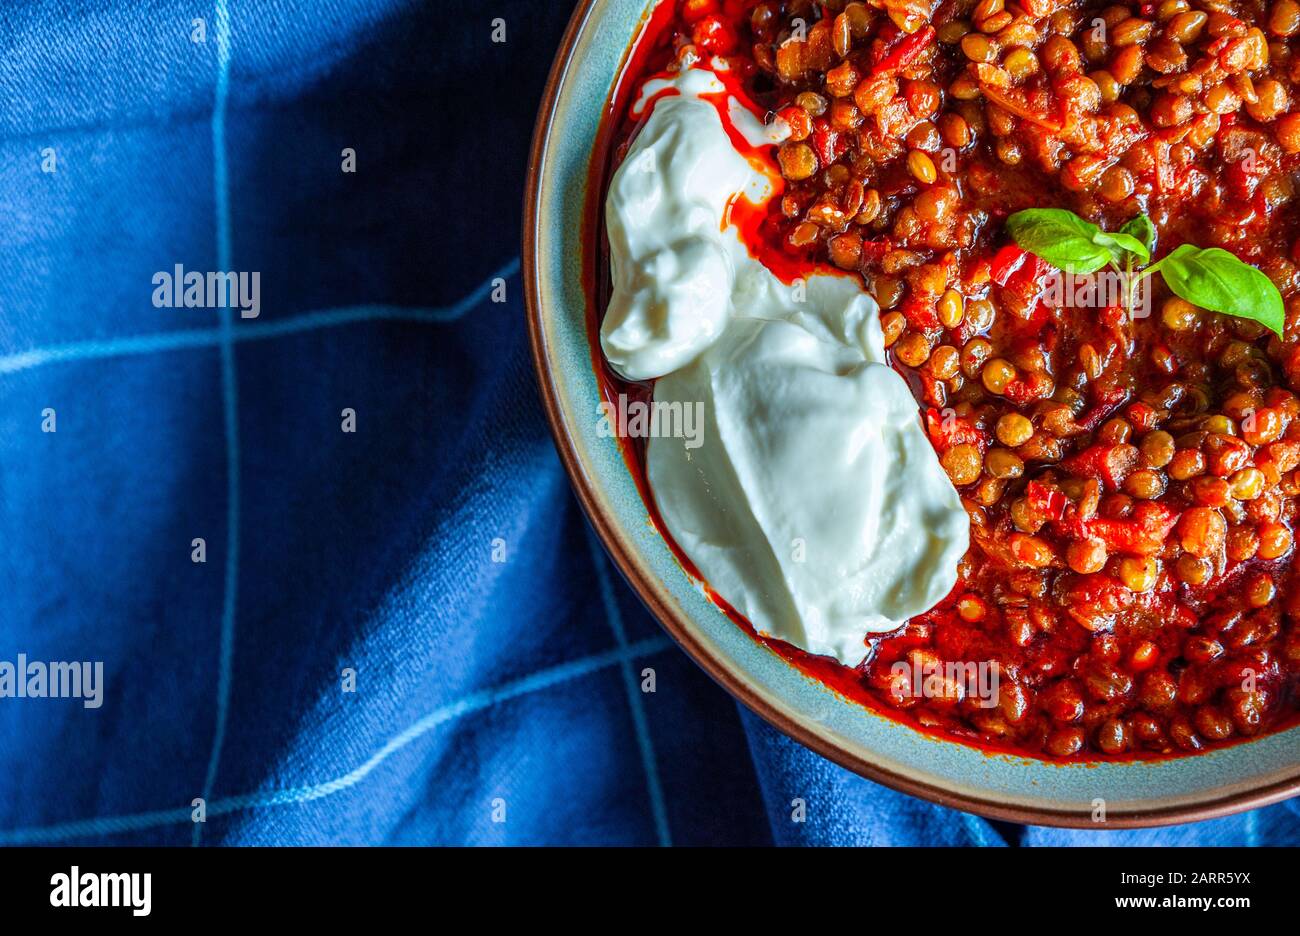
(523, 0), (1300, 826)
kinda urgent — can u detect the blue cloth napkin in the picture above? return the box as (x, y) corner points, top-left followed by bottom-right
(0, 0), (1295, 846)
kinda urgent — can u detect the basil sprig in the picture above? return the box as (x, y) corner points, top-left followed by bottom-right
(1004, 208), (1128, 273)
(1148, 244), (1285, 337)
(1005, 208), (1284, 337)
(1117, 214), (1156, 257)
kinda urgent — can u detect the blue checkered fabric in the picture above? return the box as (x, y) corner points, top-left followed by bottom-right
(0, 0), (1295, 845)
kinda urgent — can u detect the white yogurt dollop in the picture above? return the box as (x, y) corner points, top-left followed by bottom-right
(601, 68), (969, 666)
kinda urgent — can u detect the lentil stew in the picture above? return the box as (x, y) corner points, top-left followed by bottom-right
(591, 0), (1300, 759)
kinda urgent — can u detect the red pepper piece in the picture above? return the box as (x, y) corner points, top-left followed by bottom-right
(1026, 480), (1068, 521)
(859, 237), (892, 265)
(924, 408), (986, 452)
(1079, 502), (1179, 556)
(1075, 386), (1131, 432)
(997, 250), (1049, 298)
(1003, 370), (1054, 404)
(899, 296), (940, 331)
(871, 26), (935, 76)
(1082, 519), (1153, 555)
(810, 123), (843, 166)
(990, 245), (1029, 286)
(1126, 401), (1159, 432)
(979, 84), (1065, 132)
(1061, 442), (1141, 490)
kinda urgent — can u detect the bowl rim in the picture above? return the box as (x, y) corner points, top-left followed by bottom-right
(522, 0), (1300, 829)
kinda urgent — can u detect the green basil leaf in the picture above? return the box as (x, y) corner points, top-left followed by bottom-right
(1154, 244), (1285, 338)
(1094, 230), (1150, 265)
(1005, 208), (1114, 274)
(1117, 214), (1156, 258)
